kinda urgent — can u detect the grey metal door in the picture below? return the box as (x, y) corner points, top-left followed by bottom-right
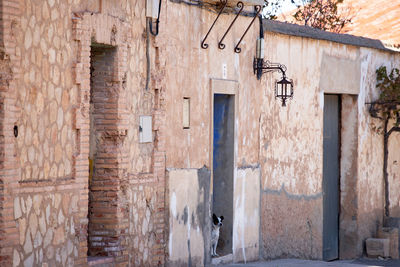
(323, 94), (339, 261)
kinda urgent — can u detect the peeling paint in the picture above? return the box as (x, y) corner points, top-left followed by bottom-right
(171, 192), (177, 218)
(319, 91), (324, 110)
(168, 167), (211, 266)
(233, 167), (260, 263)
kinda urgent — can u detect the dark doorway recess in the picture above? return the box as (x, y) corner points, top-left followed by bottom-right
(88, 44), (118, 256)
(323, 94), (341, 261)
(213, 94), (234, 256)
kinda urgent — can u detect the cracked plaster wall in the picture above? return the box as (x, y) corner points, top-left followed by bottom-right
(260, 32), (400, 259)
(162, 2), (262, 265)
(160, 0), (400, 263)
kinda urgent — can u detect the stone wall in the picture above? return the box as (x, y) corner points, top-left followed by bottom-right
(127, 184), (159, 266)
(12, 192), (80, 266)
(1, 0), (166, 266)
(15, 0), (75, 182)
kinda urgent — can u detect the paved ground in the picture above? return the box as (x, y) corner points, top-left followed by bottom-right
(216, 258), (400, 267)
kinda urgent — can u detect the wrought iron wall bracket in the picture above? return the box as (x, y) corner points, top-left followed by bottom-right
(234, 5), (261, 53)
(218, 1), (244, 50)
(201, 0), (228, 49)
(253, 58), (288, 77)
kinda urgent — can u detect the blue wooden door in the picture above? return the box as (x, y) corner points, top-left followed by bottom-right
(213, 94), (234, 256)
(323, 94), (340, 261)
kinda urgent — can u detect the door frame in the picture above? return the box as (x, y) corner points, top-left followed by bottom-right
(209, 78), (239, 255)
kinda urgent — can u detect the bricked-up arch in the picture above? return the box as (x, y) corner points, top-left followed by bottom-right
(72, 12), (131, 261)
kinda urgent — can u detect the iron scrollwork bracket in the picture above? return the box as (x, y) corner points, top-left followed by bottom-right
(201, 0), (228, 49)
(253, 58), (288, 77)
(218, 1), (244, 49)
(235, 5), (261, 53)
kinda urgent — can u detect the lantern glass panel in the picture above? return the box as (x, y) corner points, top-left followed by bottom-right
(275, 77), (293, 106)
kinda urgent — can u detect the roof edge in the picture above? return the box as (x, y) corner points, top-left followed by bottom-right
(263, 20), (398, 53)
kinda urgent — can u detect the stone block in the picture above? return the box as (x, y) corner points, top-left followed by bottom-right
(384, 217), (400, 228)
(378, 227), (399, 259)
(14, 197), (22, 219)
(366, 238), (390, 258)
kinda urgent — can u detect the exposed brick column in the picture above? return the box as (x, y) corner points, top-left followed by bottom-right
(72, 13), (91, 266)
(88, 46), (129, 261)
(152, 105), (167, 265)
(0, 0), (21, 265)
(151, 44), (167, 265)
(73, 12), (131, 265)
(113, 44), (130, 265)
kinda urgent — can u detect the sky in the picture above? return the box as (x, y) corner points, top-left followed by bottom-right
(263, 0), (299, 18)
(279, 0), (298, 14)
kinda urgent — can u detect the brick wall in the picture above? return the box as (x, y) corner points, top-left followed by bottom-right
(88, 44), (130, 261)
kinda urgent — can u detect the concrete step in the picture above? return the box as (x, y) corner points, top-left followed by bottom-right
(211, 253), (233, 265)
(383, 217), (400, 259)
(87, 256), (115, 267)
(366, 238), (390, 258)
(378, 227), (399, 259)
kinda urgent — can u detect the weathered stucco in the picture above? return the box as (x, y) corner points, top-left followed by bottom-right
(161, 2), (263, 264)
(233, 167), (260, 262)
(339, 95), (359, 258)
(161, 3), (262, 170)
(389, 133), (400, 216)
(259, 32), (400, 259)
(161, 3), (400, 264)
(320, 54), (361, 95)
(356, 47), (390, 248)
(167, 168), (211, 267)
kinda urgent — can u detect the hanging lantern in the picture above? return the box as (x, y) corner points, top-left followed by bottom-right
(275, 76), (294, 107)
(253, 38), (295, 107)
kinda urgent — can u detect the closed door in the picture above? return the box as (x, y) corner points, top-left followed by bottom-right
(323, 94), (340, 261)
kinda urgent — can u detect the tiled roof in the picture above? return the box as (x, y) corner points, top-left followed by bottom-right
(277, 0), (400, 46)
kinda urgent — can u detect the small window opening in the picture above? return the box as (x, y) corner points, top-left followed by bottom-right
(183, 97), (190, 129)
